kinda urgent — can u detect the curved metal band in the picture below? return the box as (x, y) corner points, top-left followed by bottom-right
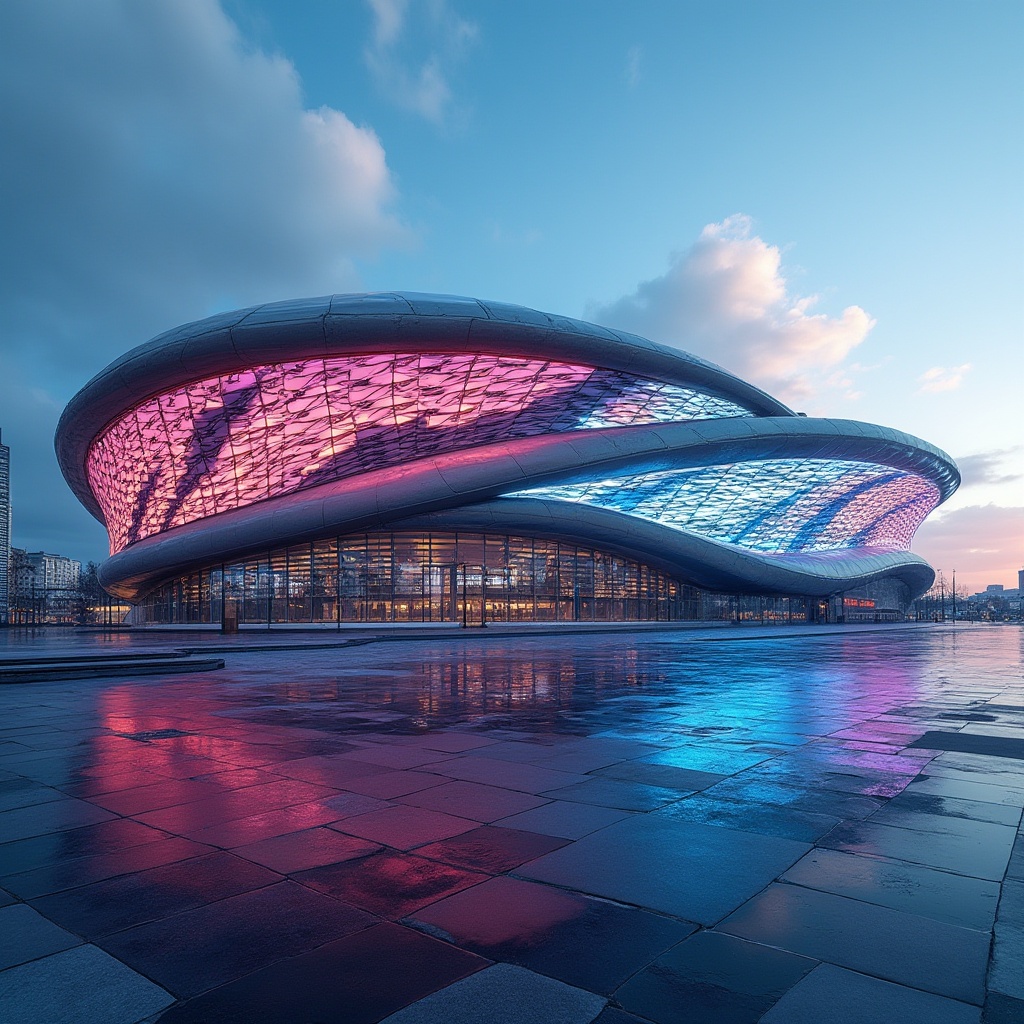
(394, 498), (936, 598)
(55, 292), (793, 520)
(98, 416), (956, 600)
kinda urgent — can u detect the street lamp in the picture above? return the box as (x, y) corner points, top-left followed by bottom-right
(952, 569), (957, 622)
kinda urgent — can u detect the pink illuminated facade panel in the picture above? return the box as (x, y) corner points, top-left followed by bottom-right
(86, 353), (753, 555)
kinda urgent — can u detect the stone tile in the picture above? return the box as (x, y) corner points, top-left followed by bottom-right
(333, 804), (478, 849)
(339, 769), (450, 799)
(0, 797), (116, 843)
(2, 836), (214, 900)
(97, 880), (375, 999)
(540, 778), (683, 811)
(432, 756), (588, 794)
(642, 745), (774, 775)
(266, 753), (391, 785)
(30, 851), (279, 938)
(0, 944), (174, 1024)
(494, 801), (633, 839)
(781, 847), (1000, 930)
(380, 963), (606, 1024)
(185, 796), (386, 847)
(819, 818), (1015, 880)
(657, 794), (839, 841)
(615, 930), (817, 1024)
(1007, 832), (1024, 882)
(131, 779), (335, 831)
(902, 775), (1024, 808)
(720, 882), (989, 1004)
(0, 817), (171, 876)
(871, 789), (1023, 827)
(398, 780), (548, 821)
(694, 776), (885, 820)
(984, 993), (1024, 1023)
(296, 850), (488, 919)
(0, 904), (81, 969)
(156, 922), (487, 1024)
(592, 1009), (651, 1024)
(415, 826), (569, 873)
(410, 875), (693, 994)
(86, 777), (231, 816)
(230, 827), (380, 873)
(417, 733), (498, 753)
(341, 745), (455, 770)
(593, 761), (727, 791)
(518, 816), (809, 925)
(0, 779), (67, 812)
(760, 963), (981, 1024)
(988, 879), (1024, 1000)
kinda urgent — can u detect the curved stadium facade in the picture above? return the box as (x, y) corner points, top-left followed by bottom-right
(56, 293), (959, 626)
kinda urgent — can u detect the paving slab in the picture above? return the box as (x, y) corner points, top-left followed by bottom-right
(0, 903), (81, 969)
(760, 963), (981, 1024)
(98, 880), (376, 998)
(0, 944), (174, 1024)
(614, 930), (817, 1024)
(296, 850), (489, 919)
(781, 847), (1001, 930)
(0, 624), (1019, 1022)
(154, 922), (487, 1023)
(517, 815), (809, 924)
(720, 882), (989, 1004)
(379, 963), (606, 1024)
(409, 874), (694, 994)
(819, 817), (1016, 880)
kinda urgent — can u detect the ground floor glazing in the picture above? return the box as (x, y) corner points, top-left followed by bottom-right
(131, 530), (910, 626)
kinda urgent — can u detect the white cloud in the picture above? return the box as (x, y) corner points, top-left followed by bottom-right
(364, 0), (477, 124)
(588, 215), (876, 408)
(0, 0), (407, 559)
(917, 364), (972, 394)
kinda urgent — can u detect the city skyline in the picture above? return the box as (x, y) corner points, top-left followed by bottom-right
(0, 0), (1020, 592)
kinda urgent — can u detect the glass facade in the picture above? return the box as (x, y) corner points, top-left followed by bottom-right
(87, 354), (753, 555)
(518, 459), (940, 554)
(135, 530), (702, 625)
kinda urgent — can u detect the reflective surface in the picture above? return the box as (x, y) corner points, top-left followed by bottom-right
(1, 624), (1020, 1023)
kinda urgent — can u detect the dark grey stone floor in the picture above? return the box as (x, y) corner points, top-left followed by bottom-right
(0, 623), (1021, 1023)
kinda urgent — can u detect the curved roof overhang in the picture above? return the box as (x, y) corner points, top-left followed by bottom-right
(394, 499), (937, 599)
(56, 292), (793, 522)
(97, 416), (957, 601)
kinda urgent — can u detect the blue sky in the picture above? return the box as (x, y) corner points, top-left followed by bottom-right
(1, 0), (1021, 591)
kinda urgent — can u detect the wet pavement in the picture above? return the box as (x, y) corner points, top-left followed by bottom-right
(0, 622), (1022, 1023)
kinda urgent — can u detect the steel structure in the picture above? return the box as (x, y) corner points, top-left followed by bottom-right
(56, 293), (958, 617)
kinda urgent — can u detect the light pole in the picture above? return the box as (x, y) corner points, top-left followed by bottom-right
(952, 569), (957, 622)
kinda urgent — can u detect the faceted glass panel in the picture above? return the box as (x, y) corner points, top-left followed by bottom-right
(517, 459), (941, 553)
(85, 353), (753, 553)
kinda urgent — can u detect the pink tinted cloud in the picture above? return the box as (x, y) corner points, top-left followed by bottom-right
(913, 503), (1023, 592)
(917, 364), (972, 394)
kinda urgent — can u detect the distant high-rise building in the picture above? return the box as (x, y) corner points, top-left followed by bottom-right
(1019, 568), (1024, 592)
(24, 552), (82, 594)
(0, 429), (10, 625)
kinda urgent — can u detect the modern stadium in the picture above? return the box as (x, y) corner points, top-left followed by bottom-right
(55, 293), (959, 627)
